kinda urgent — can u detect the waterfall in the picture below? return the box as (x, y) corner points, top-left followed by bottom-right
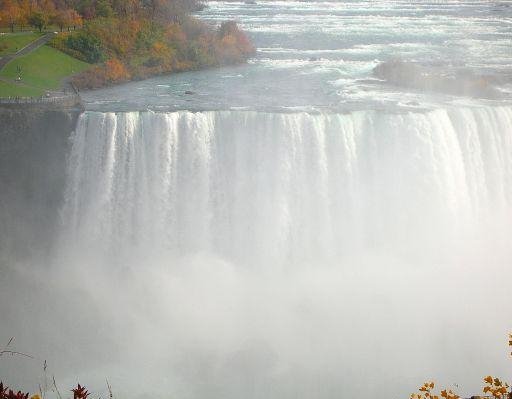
(3, 105), (512, 399)
(61, 106), (512, 266)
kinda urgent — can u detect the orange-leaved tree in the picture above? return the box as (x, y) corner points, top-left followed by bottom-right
(480, 334), (512, 399)
(104, 58), (130, 82)
(410, 333), (512, 399)
(410, 382), (460, 399)
(0, 0), (21, 32)
(483, 376), (509, 399)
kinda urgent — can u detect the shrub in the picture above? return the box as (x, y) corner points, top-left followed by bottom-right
(71, 384), (89, 399)
(104, 58), (130, 82)
(215, 21), (255, 64)
(65, 31), (104, 63)
(72, 58), (130, 89)
(135, 22), (164, 51)
(217, 20), (239, 38)
(71, 66), (106, 89)
(95, 0), (113, 18)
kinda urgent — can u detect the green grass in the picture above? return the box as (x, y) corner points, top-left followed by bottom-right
(0, 45), (90, 97)
(0, 25), (60, 33)
(0, 32), (43, 56)
(0, 80), (44, 97)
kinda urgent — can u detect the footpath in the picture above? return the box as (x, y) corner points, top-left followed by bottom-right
(0, 33), (55, 70)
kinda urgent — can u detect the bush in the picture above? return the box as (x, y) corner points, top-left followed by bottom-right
(213, 21), (255, 65)
(104, 58), (130, 81)
(135, 22), (164, 51)
(65, 31), (104, 63)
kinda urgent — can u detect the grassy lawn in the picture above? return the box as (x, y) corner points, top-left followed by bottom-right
(0, 45), (90, 97)
(0, 80), (44, 97)
(0, 32), (43, 56)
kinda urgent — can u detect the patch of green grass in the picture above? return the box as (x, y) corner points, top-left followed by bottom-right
(0, 45), (90, 95)
(0, 80), (43, 97)
(0, 26), (61, 33)
(0, 32), (43, 56)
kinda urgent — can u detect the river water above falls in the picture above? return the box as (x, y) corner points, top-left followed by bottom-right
(1, 2), (512, 399)
(83, 0), (512, 111)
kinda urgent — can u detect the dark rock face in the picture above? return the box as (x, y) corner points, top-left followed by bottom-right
(373, 59), (505, 99)
(0, 108), (79, 262)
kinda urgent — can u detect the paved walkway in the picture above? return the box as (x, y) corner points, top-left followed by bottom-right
(0, 33), (55, 70)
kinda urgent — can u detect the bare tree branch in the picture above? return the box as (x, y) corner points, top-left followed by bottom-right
(0, 337), (34, 359)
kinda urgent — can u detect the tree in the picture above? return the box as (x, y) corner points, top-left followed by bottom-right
(51, 8), (79, 31)
(51, 9), (69, 31)
(95, 0), (113, 18)
(68, 9), (82, 30)
(104, 58), (130, 81)
(28, 11), (48, 32)
(111, 0), (139, 19)
(1, 0), (22, 32)
(17, 0), (30, 31)
(75, 0), (95, 19)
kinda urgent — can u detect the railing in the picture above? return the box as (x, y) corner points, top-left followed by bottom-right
(0, 93), (81, 107)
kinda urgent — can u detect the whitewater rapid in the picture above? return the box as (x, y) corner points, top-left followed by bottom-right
(62, 106), (512, 265)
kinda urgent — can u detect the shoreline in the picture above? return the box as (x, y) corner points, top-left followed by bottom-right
(0, 53), (254, 110)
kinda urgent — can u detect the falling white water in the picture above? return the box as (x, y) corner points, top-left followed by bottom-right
(62, 106), (512, 266)
(3, 106), (511, 399)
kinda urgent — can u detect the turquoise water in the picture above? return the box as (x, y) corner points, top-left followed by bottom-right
(83, 0), (512, 111)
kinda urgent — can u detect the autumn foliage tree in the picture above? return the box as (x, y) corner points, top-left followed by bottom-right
(0, 0), (22, 32)
(410, 382), (460, 399)
(410, 334), (512, 399)
(483, 376), (510, 399)
(0, 0), (205, 31)
(104, 57), (129, 81)
(51, 9), (79, 31)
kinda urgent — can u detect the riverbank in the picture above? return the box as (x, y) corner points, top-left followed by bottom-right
(0, 0), (255, 98)
(64, 18), (255, 91)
